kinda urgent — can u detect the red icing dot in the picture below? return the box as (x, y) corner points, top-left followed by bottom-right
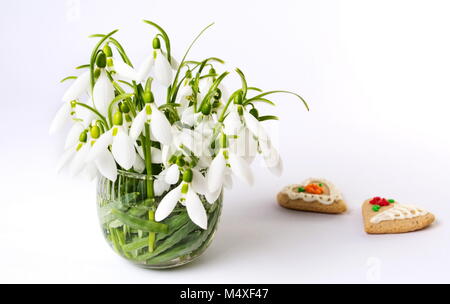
(369, 197), (389, 206)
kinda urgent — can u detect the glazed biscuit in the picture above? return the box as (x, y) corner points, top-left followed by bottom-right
(277, 178), (347, 214)
(362, 197), (435, 234)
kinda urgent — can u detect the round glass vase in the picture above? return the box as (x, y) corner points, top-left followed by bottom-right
(97, 170), (223, 269)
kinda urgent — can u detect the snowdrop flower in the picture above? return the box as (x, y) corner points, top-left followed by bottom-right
(49, 97), (96, 135)
(88, 111), (136, 171)
(223, 105), (283, 176)
(206, 134), (254, 194)
(155, 168), (209, 229)
(136, 37), (173, 86)
(62, 71), (90, 103)
(92, 52), (115, 117)
(56, 129), (92, 177)
(129, 99), (172, 145)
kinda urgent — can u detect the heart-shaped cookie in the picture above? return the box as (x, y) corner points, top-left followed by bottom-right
(277, 178), (347, 214)
(362, 197), (435, 234)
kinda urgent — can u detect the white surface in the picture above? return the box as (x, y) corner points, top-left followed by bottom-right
(1, 0), (450, 283)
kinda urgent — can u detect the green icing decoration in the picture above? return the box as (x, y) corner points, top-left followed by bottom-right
(298, 187), (305, 193)
(372, 205), (381, 212)
(388, 199), (395, 203)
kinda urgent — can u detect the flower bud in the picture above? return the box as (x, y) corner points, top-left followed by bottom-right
(182, 169), (193, 183)
(176, 156), (185, 167)
(201, 102), (212, 115)
(119, 102), (130, 113)
(209, 67), (216, 75)
(90, 126), (100, 139)
(152, 37), (161, 49)
(96, 51), (107, 68)
(144, 91), (154, 103)
(249, 108), (259, 119)
(168, 154), (177, 164)
(79, 131), (88, 143)
(102, 44), (113, 58)
(113, 111), (123, 126)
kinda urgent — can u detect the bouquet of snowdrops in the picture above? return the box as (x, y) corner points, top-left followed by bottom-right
(50, 21), (308, 267)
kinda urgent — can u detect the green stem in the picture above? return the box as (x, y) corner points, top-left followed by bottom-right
(143, 122), (156, 252)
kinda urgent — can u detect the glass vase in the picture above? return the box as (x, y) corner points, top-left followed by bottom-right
(97, 170), (223, 269)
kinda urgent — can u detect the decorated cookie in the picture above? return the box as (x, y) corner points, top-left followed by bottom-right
(277, 178), (347, 214)
(362, 197), (435, 234)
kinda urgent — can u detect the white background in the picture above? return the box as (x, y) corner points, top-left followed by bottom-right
(1, 0), (450, 283)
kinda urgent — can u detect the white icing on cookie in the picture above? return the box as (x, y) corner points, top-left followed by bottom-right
(370, 203), (428, 224)
(281, 178), (342, 205)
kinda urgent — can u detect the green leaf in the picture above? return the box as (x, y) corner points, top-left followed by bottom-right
(235, 68), (248, 98)
(75, 64), (90, 70)
(246, 90), (309, 111)
(258, 115), (279, 121)
(247, 87), (263, 92)
(111, 209), (169, 233)
(134, 221), (199, 261)
(244, 98), (276, 106)
(60, 76), (77, 83)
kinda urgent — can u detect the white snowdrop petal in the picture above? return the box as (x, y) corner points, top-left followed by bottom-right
(150, 107), (172, 145)
(164, 164), (180, 184)
(176, 85), (193, 109)
(205, 189), (221, 205)
(64, 123), (84, 149)
(154, 179), (170, 196)
(228, 152), (254, 186)
(49, 103), (71, 135)
(151, 147), (163, 164)
(243, 111), (268, 141)
(181, 106), (197, 126)
(87, 130), (113, 162)
(85, 163), (98, 181)
(135, 144), (145, 160)
(129, 109), (147, 141)
(261, 142), (283, 176)
(206, 152), (226, 193)
(93, 70), (115, 117)
(95, 150), (117, 182)
(186, 188), (208, 230)
(62, 71), (90, 102)
(70, 144), (90, 177)
(137, 55), (155, 83)
(113, 59), (139, 81)
(155, 185), (182, 222)
(154, 50), (173, 86)
(56, 147), (76, 173)
(224, 172), (233, 189)
(191, 169), (207, 195)
(132, 153), (145, 173)
(223, 110), (243, 136)
(111, 129), (136, 170)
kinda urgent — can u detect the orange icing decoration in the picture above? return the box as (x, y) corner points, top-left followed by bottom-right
(304, 183), (323, 194)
